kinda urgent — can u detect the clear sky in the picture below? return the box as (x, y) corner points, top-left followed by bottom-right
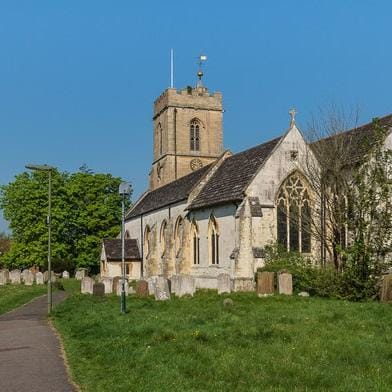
(1, 0), (391, 232)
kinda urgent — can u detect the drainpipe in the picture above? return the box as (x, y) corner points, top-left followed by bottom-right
(174, 108), (178, 180)
(140, 214), (144, 276)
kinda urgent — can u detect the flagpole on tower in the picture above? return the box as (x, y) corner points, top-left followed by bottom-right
(170, 49), (174, 88)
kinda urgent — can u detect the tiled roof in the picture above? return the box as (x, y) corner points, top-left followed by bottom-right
(102, 239), (141, 261)
(188, 137), (282, 210)
(311, 114), (392, 164)
(126, 164), (212, 219)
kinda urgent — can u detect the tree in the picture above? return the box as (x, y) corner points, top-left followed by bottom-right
(0, 232), (12, 266)
(0, 169), (131, 271)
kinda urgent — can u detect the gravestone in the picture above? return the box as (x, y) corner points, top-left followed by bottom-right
(113, 276), (121, 292)
(75, 268), (86, 280)
(278, 272), (293, 295)
(176, 275), (196, 297)
(49, 271), (56, 283)
(136, 280), (149, 297)
(93, 282), (105, 297)
(10, 270), (21, 284)
(217, 273), (231, 294)
(169, 275), (179, 295)
(380, 274), (392, 303)
(35, 271), (44, 285)
(128, 286), (135, 294)
(0, 269), (9, 285)
(257, 272), (275, 295)
(81, 277), (94, 294)
(154, 276), (170, 301)
(116, 279), (128, 296)
(147, 277), (157, 295)
(101, 277), (113, 294)
(43, 271), (49, 283)
(24, 270), (35, 286)
(21, 269), (30, 282)
(62, 271), (70, 279)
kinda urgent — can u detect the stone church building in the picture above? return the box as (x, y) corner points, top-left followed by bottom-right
(100, 77), (392, 290)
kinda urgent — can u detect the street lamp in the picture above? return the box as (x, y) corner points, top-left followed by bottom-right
(119, 181), (131, 314)
(25, 164), (55, 314)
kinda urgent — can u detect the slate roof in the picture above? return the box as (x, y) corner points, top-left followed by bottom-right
(311, 114), (392, 164)
(126, 164), (212, 219)
(102, 239), (141, 261)
(188, 136), (282, 210)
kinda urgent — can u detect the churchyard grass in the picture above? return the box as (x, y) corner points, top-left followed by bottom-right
(52, 287), (392, 391)
(0, 284), (47, 315)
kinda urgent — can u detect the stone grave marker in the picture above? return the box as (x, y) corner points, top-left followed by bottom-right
(278, 272), (293, 295)
(136, 280), (149, 297)
(257, 272), (275, 295)
(81, 277), (94, 294)
(101, 277), (113, 294)
(217, 273), (231, 294)
(93, 282), (105, 297)
(169, 275), (179, 295)
(0, 269), (9, 285)
(43, 271), (48, 283)
(381, 274), (392, 303)
(62, 271), (70, 279)
(154, 276), (170, 301)
(75, 268), (86, 280)
(147, 277), (157, 295)
(116, 279), (128, 296)
(176, 275), (196, 297)
(21, 269), (30, 283)
(10, 269), (21, 284)
(35, 272), (44, 285)
(24, 270), (35, 286)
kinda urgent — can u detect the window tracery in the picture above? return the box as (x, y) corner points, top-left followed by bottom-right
(190, 119), (201, 151)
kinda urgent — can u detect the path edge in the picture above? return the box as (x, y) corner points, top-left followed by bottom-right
(0, 293), (46, 318)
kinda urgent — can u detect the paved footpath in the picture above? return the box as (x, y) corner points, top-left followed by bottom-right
(0, 292), (76, 392)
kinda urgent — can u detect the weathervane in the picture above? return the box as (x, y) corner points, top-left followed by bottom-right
(289, 108), (297, 127)
(196, 54), (207, 88)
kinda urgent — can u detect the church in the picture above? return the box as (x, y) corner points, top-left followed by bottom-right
(100, 69), (392, 290)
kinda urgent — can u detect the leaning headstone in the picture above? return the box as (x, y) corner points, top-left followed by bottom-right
(62, 271), (70, 279)
(93, 282), (105, 297)
(154, 276), (170, 301)
(147, 277), (157, 295)
(101, 277), (113, 294)
(81, 277), (94, 294)
(380, 275), (392, 303)
(24, 270), (35, 286)
(257, 272), (275, 295)
(217, 273), (231, 294)
(10, 270), (21, 284)
(176, 275), (196, 297)
(0, 269), (9, 285)
(136, 280), (149, 297)
(75, 268), (86, 280)
(21, 269), (30, 283)
(35, 271), (44, 285)
(116, 279), (128, 296)
(278, 272), (293, 295)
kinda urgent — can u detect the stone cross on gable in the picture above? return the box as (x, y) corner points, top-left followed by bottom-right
(289, 108), (297, 127)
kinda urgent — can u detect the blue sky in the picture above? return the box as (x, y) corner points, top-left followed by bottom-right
(1, 1), (391, 232)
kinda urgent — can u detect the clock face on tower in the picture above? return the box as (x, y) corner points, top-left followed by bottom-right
(190, 158), (203, 171)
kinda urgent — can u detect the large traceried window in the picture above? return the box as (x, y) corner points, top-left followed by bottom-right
(191, 220), (200, 265)
(190, 119), (201, 151)
(277, 173), (312, 253)
(208, 215), (219, 264)
(160, 220), (168, 256)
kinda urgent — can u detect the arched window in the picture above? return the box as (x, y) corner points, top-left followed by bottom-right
(174, 216), (184, 257)
(208, 215), (219, 264)
(277, 173), (312, 253)
(190, 119), (201, 151)
(160, 220), (167, 256)
(158, 123), (163, 155)
(144, 226), (151, 257)
(191, 220), (200, 265)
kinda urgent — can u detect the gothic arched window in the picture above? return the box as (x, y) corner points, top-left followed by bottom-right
(277, 173), (312, 253)
(160, 220), (167, 256)
(144, 225), (151, 257)
(174, 216), (184, 257)
(191, 220), (200, 265)
(190, 119), (201, 151)
(208, 215), (219, 264)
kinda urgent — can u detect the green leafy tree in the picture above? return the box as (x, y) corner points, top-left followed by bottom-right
(0, 169), (131, 271)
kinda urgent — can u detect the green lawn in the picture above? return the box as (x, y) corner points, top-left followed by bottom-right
(0, 284), (47, 315)
(52, 287), (392, 392)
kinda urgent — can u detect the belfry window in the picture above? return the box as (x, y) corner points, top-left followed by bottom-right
(209, 215), (219, 264)
(277, 173), (312, 253)
(190, 119), (200, 151)
(158, 123), (163, 155)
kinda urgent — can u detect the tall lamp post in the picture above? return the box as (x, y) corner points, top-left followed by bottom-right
(25, 164), (55, 314)
(119, 182), (131, 314)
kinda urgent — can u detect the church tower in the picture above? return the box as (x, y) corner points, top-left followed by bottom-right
(149, 69), (223, 190)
